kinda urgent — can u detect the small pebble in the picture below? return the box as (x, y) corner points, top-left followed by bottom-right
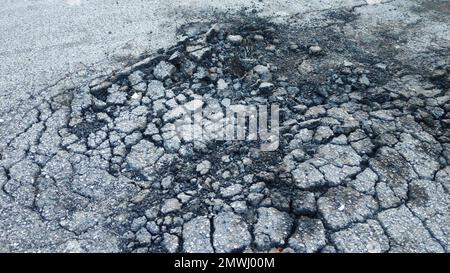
(309, 45), (322, 55)
(227, 35), (243, 44)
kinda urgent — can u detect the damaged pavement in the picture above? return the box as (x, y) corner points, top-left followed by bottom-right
(0, 0), (449, 253)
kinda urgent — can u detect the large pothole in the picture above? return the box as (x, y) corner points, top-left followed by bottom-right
(2, 11), (448, 253)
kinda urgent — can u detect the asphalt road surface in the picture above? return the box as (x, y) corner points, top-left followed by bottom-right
(0, 0), (448, 253)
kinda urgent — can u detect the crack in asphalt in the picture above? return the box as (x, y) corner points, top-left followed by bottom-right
(0, 3), (449, 253)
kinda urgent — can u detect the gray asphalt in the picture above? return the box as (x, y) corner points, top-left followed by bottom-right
(0, 0), (448, 253)
(0, 0), (372, 114)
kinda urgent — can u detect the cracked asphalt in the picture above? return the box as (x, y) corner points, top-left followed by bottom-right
(0, 0), (449, 253)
